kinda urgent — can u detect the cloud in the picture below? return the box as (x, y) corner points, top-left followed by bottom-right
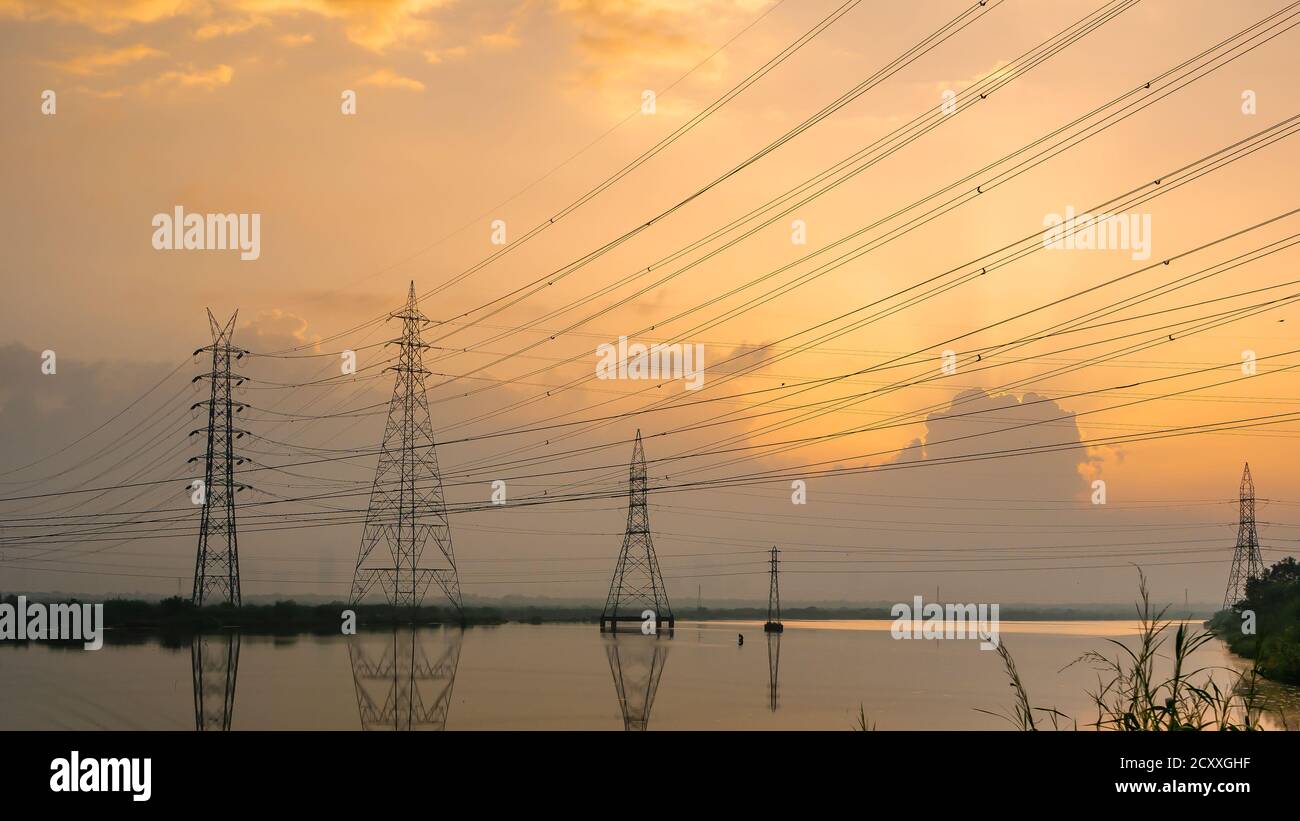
(551, 0), (771, 109)
(68, 61), (232, 98)
(46, 44), (165, 75)
(931, 59), (1014, 96)
(277, 31), (314, 46)
(194, 15), (267, 40)
(148, 63), (234, 90)
(0, 0), (191, 32)
(706, 341), (779, 376)
(357, 67), (425, 92)
(479, 22), (521, 50)
(554, 0), (767, 67)
(882, 388), (1089, 491)
(238, 308), (321, 353)
(423, 45), (466, 64)
(0, 343), (180, 488)
(0, 0), (455, 52)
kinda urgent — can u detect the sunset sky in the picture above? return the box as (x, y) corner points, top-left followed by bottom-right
(2, 0), (1299, 607)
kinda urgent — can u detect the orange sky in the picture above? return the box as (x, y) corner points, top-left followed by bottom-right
(1, 0), (1298, 606)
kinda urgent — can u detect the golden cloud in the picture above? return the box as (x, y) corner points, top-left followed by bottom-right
(277, 31), (314, 46)
(357, 67), (424, 91)
(479, 22), (520, 50)
(194, 16), (268, 40)
(0, 0), (193, 32)
(238, 308), (322, 351)
(47, 43), (165, 75)
(148, 63), (234, 90)
(552, 0), (771, 103)
(1, 0), (454, 52)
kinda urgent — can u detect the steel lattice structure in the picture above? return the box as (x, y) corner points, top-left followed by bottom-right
(764, 545), (783, 633)
(600, 430), (673, 634)
(350, 283), (462, 614)
(191, 632), (240, 731)
(348, 628), (462, 731)
(1223, 462), (1265, 609)
(192, 310), (245, 607)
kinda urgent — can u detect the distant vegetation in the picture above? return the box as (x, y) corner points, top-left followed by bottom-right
(0, 595), (1170, 639)
(0, 595), (506, 638)
(1209, 557), (1300, 686)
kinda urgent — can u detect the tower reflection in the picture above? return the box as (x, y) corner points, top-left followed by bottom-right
(604, 636), (669, 731)
(191, 632), (240, 731)
(348, 627), (463, 731)
(766, 632), (781, 712)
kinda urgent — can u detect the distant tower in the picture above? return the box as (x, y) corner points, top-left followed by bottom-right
(764, 546), (783, 633)
(350, 283), (462, 616)
(600, 430), (673, 634)
(1223, 462), (1265, 609)
(191, 310), (246, 607)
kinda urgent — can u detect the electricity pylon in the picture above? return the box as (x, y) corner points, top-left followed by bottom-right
(1223, 462), (1265, 609)
(350, 283), (462, 616)
(191, 310), (246, 607)
(764, 545), (783, 633)
(600, 430), (673, 634)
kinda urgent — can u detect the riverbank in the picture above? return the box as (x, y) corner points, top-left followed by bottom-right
(1206, 557), (1300, 686)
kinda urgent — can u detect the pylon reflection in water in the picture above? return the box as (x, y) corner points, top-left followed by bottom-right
(605, 636), (669, 731)
(348, 627), (463, 731)
(192, 632), (240, 731)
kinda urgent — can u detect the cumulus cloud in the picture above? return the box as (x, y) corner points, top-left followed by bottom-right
(880, 388), (1091, 499)
(238, 308), (321, 353)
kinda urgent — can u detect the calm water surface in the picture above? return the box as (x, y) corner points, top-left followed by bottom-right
(1, 620), (1295, 730)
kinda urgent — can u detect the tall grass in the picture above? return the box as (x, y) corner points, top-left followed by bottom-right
(853, 704), (876, 731)
(977, 640), (1074, 730)
(986, 569), (1268, 731)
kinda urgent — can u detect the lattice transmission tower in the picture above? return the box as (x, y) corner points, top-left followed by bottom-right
(764, 545), (783, 633)
(191, 309), (246, 606)
(350, 283), (462, 615)
(1223, 462), (1265, 609)
(601, 430), (673, 634)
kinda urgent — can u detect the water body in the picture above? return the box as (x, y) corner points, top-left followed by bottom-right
(1, 620), (1295, 730)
